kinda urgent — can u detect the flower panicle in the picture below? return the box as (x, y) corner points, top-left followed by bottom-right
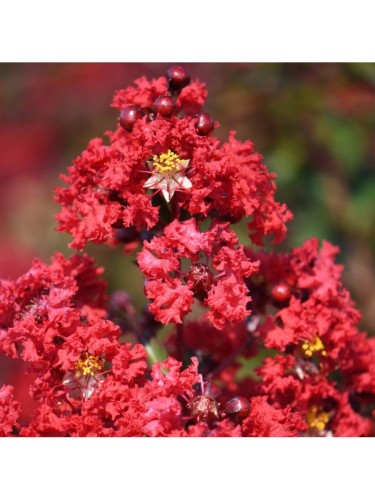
(1, 65), (375, 437)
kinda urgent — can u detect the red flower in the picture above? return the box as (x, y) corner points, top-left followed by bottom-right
(55, 73), (290, 251)
(138, 219), (259, 329)
(241, 396), (307, 437)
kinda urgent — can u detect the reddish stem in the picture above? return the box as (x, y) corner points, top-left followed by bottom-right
(170, 192), (181, 220)
(207, 336), (253, 381)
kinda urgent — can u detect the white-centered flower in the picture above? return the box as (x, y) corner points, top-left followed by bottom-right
(62, 352), (106, 401)
(144, 149), (192, 202)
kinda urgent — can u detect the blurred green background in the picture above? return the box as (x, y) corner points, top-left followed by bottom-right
(0, 63), (374, 335)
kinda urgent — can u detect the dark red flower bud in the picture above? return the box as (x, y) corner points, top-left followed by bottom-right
(184, 264), (214, 296)
(166, 65), (190, 91)
(271, 283), (292, 303)
(153, 95), (175, 116)
(190, 395), (220, 424)
(115, 227), (139, 243)
(119, 105), (143, 131)
(195, 113), (215, 136)
(225, 396), (250, 420)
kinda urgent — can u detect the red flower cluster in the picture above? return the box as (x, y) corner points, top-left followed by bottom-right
(0, 254), (201, 436)
(250, 238), (375, 436)
(137, 218), (259, 329)
(55, 72), (291, 251)
(1, 66), (375, 437)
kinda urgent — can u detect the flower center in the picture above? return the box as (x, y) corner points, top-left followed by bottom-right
(306, 405), (330, 432)
(152, 149), (183, 175)
(301, 336), (327, 358)
(74, 352), (104, 378)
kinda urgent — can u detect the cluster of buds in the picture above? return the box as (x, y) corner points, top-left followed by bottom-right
(119, 66), (213, 134)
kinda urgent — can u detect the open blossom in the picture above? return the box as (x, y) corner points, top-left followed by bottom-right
(0, 255), (136, 400)
(243, 237), (375, 436)
(137, 218), (259, 329)
(55, 73), (290, 250)
(0, 254), (205, 436)
(144, 149), (192, 202)
(248, 238), (369, 372)
(20, 355), (201, 437)
(1, 253), (253, 436)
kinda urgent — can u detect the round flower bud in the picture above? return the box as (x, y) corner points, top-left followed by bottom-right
(153, 95), (175, 116)
(184, 264), (214, 297)
(165, 65), (190, 91)
(195, 113), (215, 136)
(271, 283), (292, 303)
(119, 105), (143, 131)
(225, 396), (250, 420)
(190, 395), (220, 424)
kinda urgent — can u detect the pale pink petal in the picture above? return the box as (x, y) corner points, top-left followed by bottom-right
(180, 176), (192, 189)
(144, 175), (160, 189)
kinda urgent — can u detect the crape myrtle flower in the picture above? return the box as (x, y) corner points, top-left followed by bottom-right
(244, 239), (366, 363)
(21, 356), (201, 437)
(0, 254), (145, 430)
(55, 68), (291, 251)
(144, 149), (191, 203)
(241, 396), (307, 437)
(257, 358), (374, 437)
(1, 255), (212, 436)
(245, 238), (375, 436)
(137, 218), (259, 329)
(0, 252), (108, 363)
(1, 254), (253, 437)
(250, 238), (375, 385)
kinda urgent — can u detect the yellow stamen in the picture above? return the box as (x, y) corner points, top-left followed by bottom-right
(306, 405), (330, 431)
(75, 352), (104, 378)
(301, 336), (327, 358)
(152, 149), (183, 175)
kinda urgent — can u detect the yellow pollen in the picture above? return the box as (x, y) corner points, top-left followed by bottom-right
(301, 336), (327, 358)
(306, 405), (330, 432)
(74, 352), (104, 378)
(152, 149), (183, 175)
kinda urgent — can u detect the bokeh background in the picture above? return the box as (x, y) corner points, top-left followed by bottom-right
(1, 62), (374, 339)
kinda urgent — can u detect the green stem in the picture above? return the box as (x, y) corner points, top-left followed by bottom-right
(145, 339), (168, 367)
